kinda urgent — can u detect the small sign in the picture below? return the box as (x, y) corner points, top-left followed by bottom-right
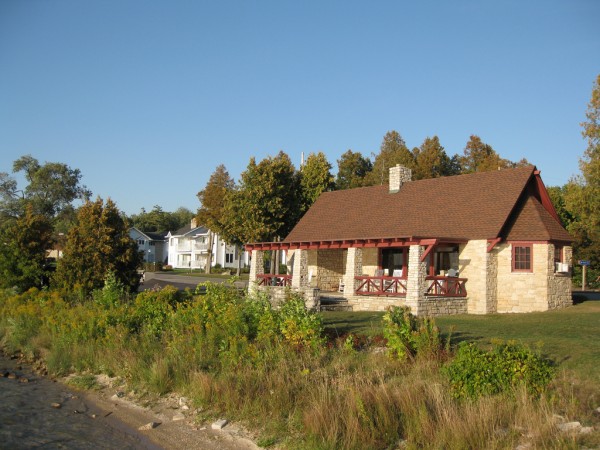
(579, 260), (591, 266)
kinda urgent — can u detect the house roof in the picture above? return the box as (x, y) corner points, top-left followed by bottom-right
(504, 196), (572, 242)
(279, 165), (571, 246)
(130, 227), (167, 241)
(172, 223), (209, 237)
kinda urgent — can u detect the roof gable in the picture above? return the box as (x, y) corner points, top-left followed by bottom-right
(504, 196), (572, 242)
(284, 166), (537, 243)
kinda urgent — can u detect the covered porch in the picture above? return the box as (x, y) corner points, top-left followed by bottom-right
(246, 237), (469, 314)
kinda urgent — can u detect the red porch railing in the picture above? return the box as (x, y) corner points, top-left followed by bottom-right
(425, 276), (467, 297)
(256, 274), (292, 287)
(355, 276), (407, 297)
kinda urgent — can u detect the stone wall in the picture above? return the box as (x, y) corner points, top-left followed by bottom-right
(254, 286), (321, 310)
(459, 240), (497, 314)
(361, 248), (379, 276)
(347, 295), (407, 312)
(496, 243), (550, 312)
(418, 297), (468, 316)
(316, 249), (347, 291)
(547, 244), (572, 309)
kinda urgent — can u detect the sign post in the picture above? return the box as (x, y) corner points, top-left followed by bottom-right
(579, 260), (591, 291)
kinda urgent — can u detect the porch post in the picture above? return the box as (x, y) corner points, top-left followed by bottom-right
(343, 247), (362, 296)
(248, 250), (264, 294)
(290, 249), (308, 289)
(406, 244), (426, 314)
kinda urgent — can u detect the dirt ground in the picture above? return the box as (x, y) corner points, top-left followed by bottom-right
(75, 374), (263, 450)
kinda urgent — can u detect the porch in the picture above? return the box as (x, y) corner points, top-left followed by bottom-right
(247, 239), (469, 315)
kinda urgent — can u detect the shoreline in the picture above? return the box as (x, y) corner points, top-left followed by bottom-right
(1, 349), (261, 450)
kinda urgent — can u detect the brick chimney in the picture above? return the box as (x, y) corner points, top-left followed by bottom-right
(389, 164), (412, 193)
(191, 218), (197, 228)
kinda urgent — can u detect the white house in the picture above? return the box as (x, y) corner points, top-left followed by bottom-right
(129, 228), (168, 265)
(166, 219), (250, 270)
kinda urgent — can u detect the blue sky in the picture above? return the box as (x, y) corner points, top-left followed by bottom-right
(1, 1), (598, 215)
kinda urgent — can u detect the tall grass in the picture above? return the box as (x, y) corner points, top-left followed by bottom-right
(1, 286), (598, 449)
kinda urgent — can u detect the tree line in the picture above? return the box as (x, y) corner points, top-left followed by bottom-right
(195, 132), (529, 274)
(0, 75), (597, 294)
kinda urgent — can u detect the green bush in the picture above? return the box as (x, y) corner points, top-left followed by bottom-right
(383, 306), (442, 361)
(443, 341), (555, 399)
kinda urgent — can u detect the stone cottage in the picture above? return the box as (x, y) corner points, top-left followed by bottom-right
(246, 165), (573, 315)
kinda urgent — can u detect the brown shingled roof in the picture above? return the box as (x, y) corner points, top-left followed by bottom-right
(284, 165), (570, 243)
(504, 196), (572, 242)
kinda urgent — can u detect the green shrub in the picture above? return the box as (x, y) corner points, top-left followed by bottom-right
(443, 341), (555, 399)
(383, 306), (442, 361)
(278, 294), (324, 350)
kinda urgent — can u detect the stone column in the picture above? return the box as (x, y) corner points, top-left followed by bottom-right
(248, 250), (264, 294)
(406, 244), (426, 314)
(291, 249), (308, 289)
(343, 247), (362, 296)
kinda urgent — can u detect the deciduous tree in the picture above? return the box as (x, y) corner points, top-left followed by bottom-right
(197, 165), (235, 273)
(0, 155), (90, 225)
(564, 74), (600, 280)
(130, 205), (192, 232)
(55, 197), (142, 294)
(300, 152), (334, 212)
(0, 205), (54, 292)
(335, 150), (372, 190)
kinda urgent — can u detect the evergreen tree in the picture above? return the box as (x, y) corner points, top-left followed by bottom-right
(0, 205), (54, 292)
(300, 152), (334, 212)
(55, 197), (142, 294)
(412, 136), (458, 180)
(364, 131), (415, 186)
(459, 135), (514, 173)
(335, 150), (373, 190)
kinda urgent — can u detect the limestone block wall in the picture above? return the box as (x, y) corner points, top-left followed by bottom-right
(316, 249), (347, 291)
(496, 243), (550, 313)
(347, 295), (407, 312)
(418, 297), (468, 316)
(361, 248), (379, 276)
(459, 240), (497, 314)
(255, 286), (321, 310)
(547, 244), (572, 309)
(307, 250), (318, 286)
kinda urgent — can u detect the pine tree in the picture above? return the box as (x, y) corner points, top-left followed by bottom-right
(335, 150), (373, 190)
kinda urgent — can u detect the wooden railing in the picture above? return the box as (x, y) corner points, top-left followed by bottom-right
(256, 274), (292, 287)
(425, 276), (467, 297)
(355, 276), (407, 297)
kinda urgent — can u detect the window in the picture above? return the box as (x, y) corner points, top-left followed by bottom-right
(137, 239), (145, 246)
(380, 248), (407, 277)
(554, 245), (563, 263)
(512, 244), (533, 272)
(225, 253), (234, 264)
(149, 241), (155, 246)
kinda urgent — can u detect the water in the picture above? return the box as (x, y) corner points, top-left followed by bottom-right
(0, 354), (158, 449)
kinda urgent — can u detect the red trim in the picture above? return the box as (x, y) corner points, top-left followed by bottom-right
(487, 238), (502, 252)
(245, 237), (465, 252)
(533, 172), (561, 223)
(512, 243), (533, 272)
(420, 239), (438, 262)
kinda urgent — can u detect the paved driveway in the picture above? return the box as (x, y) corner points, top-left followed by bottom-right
(139, 272), (248, 292)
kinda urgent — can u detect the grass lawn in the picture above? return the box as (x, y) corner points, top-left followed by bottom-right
(321, 300), (600, 381)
